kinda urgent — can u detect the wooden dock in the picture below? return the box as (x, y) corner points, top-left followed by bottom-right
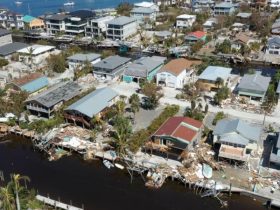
(36, 195), (83, 210)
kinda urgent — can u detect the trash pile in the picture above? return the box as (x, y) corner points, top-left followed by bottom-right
(248, 170), (280, 192)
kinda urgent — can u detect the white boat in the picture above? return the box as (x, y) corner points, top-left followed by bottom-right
(115, 163), (124, 170)
(15, 1), (23, 5)
(103, 160), (114, 169)
(64, 1), (75, 6)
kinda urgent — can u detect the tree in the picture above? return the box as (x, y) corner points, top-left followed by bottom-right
(46, 53), (66, 73)
(112, 115), (132, 155)
(191, 40), (204, 54)
(273, 70), (280, 84)
(215, 77), (224, 89)
(10, 174), (30, 210)
(191, 100), (196, 110)
(116, 2), (133, 16)
(142, 82), (163, 110)
(27, 47), (35, 67)
(215, 40), (231, 54)
(0, 58), (9, 67)
(91, 115), (104, 131)
(212, 112), (225, 125)
(262, 84), (277, 113)
(214, 86), (230, 105)
(129, 93), (140, 119)
(0, 186), (15, 210)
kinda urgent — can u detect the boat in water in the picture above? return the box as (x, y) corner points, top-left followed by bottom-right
(64, 1), (75, 6)
(15, 1), (23, 5)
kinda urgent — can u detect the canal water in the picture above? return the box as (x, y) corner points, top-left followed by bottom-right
(0, 135), (274, 210)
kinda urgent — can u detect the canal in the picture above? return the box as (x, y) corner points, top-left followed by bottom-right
(0, 135), (274, 210)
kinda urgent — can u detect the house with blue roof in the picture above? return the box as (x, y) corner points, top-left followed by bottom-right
(214, 2), (236, 16)
(11, 73), (49, 94)
(196, 66), (232, 91)
(64, 87), (119, 128)
(213, 118), (262, 162)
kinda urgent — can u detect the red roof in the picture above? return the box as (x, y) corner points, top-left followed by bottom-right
(187, 31), (206, 39)
(154, 116), (203, 143)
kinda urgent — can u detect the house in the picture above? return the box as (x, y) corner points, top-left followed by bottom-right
(86, 16), (115, 38)
(26, 82), (81, 118)
(10, 73), (49, 94)
(231, 32), (259, 51)
(185, 31), (206, 44)
(236, 12), (252, 23)
(0, 29), (12, 47)
(203, 17), (217, 31)
(266, 36), (280, 55)
(268, 0), (280, 8)
(17, 44), (56, 64)
(23, 15), (45, 30)
(64, 87), (119, 128)
(154, 31), (172, 44)
(176, 14), (196, 28)
(192, 0), (215, 12)
(213, 118), (261, 162)
(270, 133), (280, 165)
(134, 1), (159, 12)
(149, 116), (203, 154)
(153, 0), (174, 6)
(123, 56), (166, 83)
(0, 11), (24, 29)
(197, 66), (232, 91)
(214, 2), (236, 16)
(237, 72), (271, 101)
(0, 42), (29, 59)
(130, 7), (156, 23)
(231, 22), (248, 32)
(45, 13), (68, 35)
(93, 55), (131, 80)
(156, 58), (201, 89)
(67, 53), (101, 71)
(106, 16), (137, 40)
(271, 19), (280, 35)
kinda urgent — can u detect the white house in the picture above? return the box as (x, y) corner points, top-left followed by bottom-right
(176, 14), (196, 28)
(106, 16), (138, 40)
(156, 58), (201, 89)
(67, 53), (101, 71)
(266, 36), (280, 55)
(134, 1), (159, 12)
(130, 7), (156, 23)
(86, 16), (115, 38)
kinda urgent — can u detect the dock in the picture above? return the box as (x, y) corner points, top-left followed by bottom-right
(36, 195), (83, 210)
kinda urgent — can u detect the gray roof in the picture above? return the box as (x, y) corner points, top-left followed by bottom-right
(27, 82), (81, 108)
(67, 53), (101, 62)
(0, 29), (10, 36)
(131, 7), (154, 14)
(268, 37), (280, 47)
(107, 16), (136, 26)
(93, 55), (131, 70)
(123, 56), (166, 78)
(46, 14), (69, 21)
(198, 66), (232, 81)
(65, 87), (118, 118)
(236, 12), (252, 18)
(213, 119), (262, 146)
(272, 21), (280, 29)
(237, 73), (271, 92)
(214, 2), (234, 8)
(154, 31), (172, 38)
(0, 42), (29, 56)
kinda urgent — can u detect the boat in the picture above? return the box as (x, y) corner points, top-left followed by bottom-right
(103, 160), (114, 169)
(202, 163), (213, 179)
(15, 1), (23, 5)
(115, 163), (124, 170)
(64, 1), (75, 6)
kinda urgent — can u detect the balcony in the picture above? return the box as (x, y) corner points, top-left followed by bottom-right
(26, 105), (50, 114)
(218, 145), (249, 162)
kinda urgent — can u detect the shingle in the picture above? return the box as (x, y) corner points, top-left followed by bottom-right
(93, 55), (131, 70)
(67, 53), (101, 62)
(0, 42), (29, 56)
(237, 73), (271, 92)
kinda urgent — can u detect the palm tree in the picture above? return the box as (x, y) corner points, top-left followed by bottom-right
(91, 115), (104, 130)
(0, 186), (15, 210)
(115, 100), (126, 115)
(27, 47), (34, 67)
(215, 77), (224, 89)
(129, 94), (140, 120)
(10, 174), (30, 210)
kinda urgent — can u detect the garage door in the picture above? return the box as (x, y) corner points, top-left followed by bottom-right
(167, 82), (175, 88)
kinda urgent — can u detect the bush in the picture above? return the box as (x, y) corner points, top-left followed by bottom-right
(212, 112), (225, 125)
(47, 53), (66, 73)
(0, 58), (9, 67)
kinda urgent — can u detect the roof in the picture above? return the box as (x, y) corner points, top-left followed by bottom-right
(185, 31), (206, 39)
(0, 28), (10, 36)
(268, 37), (280, 47)
(65, 87), (118, 118)
(0, 42), (29, 56)
(26, 82), (81, 108)
(17, 45), (55, 55)
(213, 119), (262, 146)
(134, 2), (156, 7)
(198, 66), (232, 81)
(107, 16), (136, 26)
(12, 73), (43, 86)
(93, 55), (131, 70)
(131, 7), (154, 14)
(46, 14), (68, 21)
(154, 30), (172, 38)
(124, 56), (166, 78)
(236, 12), (252, 18)
(159, 58), (201, 76)
(23, 15), (36, 23)
(153, 116), (203, 143)
(214, 2), (234, 8)
(67, 53), (101, 62)
(234, 33), (250, 44)
(238, 73), (271, 92)
(69, 10), (95, 19)
(176, 14), (196, 19)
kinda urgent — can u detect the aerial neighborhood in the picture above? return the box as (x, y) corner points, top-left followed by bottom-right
(1, 0), (280, 209)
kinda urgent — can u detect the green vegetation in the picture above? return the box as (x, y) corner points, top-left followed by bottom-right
(212, 112), (225, 125)
(214, 86), (230, 105)
(116, 2), (133, 16)
(184, 100), (205, 121)
(129, 93), (140, 119)
(47, 53), (66, 73)
(191, 40), (204, 54)
(262, 83), (277, 113)
(128, 105), (179, 153)
(0, 58), (9, 67)
(36, 39), (51, 45)
(74, 60), (93, 80)
(215, 40), (231, 54)
(141, 82), (163, 110)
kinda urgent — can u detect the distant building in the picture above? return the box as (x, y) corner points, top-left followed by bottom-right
(26, 82), (81, 118)
(67, 53), (101, 71)
(64, 87), (119, 128)
(237, 72), (271, 101)
(93, 55), (131, 80)
(156, 58), (201, 89)
(10, 73), (49, 94)
(123, 56), (166, 83)
(266, 36), (280, 55)
(86, 16), (114, 38)
(270, 133), (280, 165)
(236, 12), (252, 23)
(197, 66), (232, 91)
(0, 11), (23, 29)
(213, 119), (261, 162)
(149, 116), (203, 154)
(106, 16), (137, 40)
(203, 17), (217, 31)
(185, 31), (206, 44)
(45, 14), (68, 35)
(191, 0), (215, 12)
(214, 2), (236, 16)
(134, 1), (159, 12)
(23, 15), (45, 30)
(0, 29), (12, 47)
(130, 7), (156, 23)
(176, 14), (196, 28)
